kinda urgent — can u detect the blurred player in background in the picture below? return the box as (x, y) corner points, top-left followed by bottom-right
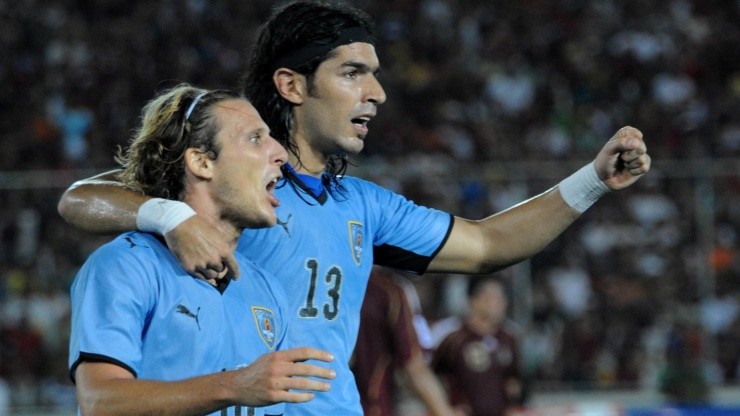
(58, 1), (651, 415)
(68, 84), (335, 415)
(433, 277), (522, 416)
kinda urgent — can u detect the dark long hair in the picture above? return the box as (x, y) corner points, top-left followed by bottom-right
(241, 0), (375, 181)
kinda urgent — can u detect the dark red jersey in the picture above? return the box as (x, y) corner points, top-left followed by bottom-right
(352, 270), (423, 416)
(432, 323), (520, 416)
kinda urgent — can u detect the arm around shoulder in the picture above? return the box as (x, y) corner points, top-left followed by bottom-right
(58, 169), (237, 280)
(57, 169), (148, 234)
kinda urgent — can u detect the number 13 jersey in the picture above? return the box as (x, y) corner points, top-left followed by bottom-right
(237, 172), (453, 416)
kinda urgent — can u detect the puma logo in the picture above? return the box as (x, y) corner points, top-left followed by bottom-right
(277, 214), (292, 237)
(176, 305), (201, 331)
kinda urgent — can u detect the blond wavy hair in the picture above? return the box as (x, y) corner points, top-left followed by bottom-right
(116, 84), (240, 200)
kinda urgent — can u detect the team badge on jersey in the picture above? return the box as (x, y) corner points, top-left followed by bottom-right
(251, 306), (276, 349)
(463, 341), (492, 372)
(348, 221), (363, 265)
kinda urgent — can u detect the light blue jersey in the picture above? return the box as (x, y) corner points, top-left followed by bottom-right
(69, 232), (288, 416)
(238, 172), (453, 415)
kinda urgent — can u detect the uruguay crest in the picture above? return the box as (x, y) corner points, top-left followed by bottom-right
(251, 306), (276, 349)
(348, 221), (363, 265)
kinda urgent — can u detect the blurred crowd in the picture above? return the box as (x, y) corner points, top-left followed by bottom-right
(1, 0), (738, 411)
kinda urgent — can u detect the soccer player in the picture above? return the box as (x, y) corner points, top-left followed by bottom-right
(67, 84), (336, 416)
(432, 277), (522, 416)
(58, 2), (651, 415)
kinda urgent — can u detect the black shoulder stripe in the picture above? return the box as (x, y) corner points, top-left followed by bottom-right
(69, 352), (138, 384)
(430, 214), (455, 261)
(373, 213), (454, 275)
(373, 244), (432, 274)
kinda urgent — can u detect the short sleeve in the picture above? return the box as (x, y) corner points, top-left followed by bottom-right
(355, 179), (453, 273)
(68, 235), (157, 381)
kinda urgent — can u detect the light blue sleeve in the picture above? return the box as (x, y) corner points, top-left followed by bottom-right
(353, 178), (453, 273)
(68, 234), (158, 379)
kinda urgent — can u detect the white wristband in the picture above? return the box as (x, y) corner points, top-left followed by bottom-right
(558, 162), (610, 213)
(136, 198), (196, 235)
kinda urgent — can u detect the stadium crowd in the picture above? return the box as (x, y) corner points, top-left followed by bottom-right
(0, 0), (738, 411)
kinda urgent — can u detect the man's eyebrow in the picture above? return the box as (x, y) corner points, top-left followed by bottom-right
(342, 61), (381, 74)
(244, 126), (268, 137)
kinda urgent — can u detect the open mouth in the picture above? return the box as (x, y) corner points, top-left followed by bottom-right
(266, 177), (279, 192)
(352, 117), (370, 128)
(352, 117), (370, 137)
(266, 177), (281, 208)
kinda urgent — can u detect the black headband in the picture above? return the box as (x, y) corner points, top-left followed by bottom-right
(271, 26), (374, 70)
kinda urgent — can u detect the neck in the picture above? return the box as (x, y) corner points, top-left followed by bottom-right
(182, 195), (241, 246)
(290, 132), (327, 178)
(288, 155), (326, 178)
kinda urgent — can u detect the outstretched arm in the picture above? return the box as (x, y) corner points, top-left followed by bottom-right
(75, 347), (336, 416)
(58, 170), (241, 279)
(429, 126), (651, 274)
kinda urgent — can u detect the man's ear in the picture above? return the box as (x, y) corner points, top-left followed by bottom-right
(273, 68), (307, 105)
(184, 148), (214, 179)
